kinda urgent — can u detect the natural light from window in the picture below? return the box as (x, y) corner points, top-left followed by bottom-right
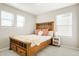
(16, 15), (25, 27)
(56, 13), (72, 36)
(1, 11), (14, 26)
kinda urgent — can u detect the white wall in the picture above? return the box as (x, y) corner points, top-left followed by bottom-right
(36, 4), (78, 48)
(0, 4), (36, 49)
(76, 4), (79, 48)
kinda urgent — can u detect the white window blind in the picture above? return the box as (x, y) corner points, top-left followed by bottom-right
(1, 11), (14, 26)
(16, 15), (25, 27)
(56, 13), (72, 36)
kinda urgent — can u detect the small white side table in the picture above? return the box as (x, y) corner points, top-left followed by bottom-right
(52, 37), (60, 46)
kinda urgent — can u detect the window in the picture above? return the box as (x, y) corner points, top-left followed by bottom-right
(56, 13), (72, 36)
(16, 15), (25, 27)
(1, 11), (14, 26)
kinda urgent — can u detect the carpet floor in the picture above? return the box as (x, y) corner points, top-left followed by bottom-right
(0, 45), (79, 56)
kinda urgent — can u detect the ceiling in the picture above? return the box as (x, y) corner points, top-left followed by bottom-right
(6, 3), (76, 15)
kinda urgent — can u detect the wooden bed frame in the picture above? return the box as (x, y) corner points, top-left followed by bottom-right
(9, 21), (54, 56)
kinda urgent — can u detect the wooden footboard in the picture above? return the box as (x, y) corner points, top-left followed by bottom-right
(9, 37), (51, 56)
(9, 37), (31, 56)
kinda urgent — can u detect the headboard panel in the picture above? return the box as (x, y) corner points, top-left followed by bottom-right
(36, 21), (54, 31)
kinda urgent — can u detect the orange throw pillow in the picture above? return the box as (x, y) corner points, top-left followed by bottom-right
(43, 29), (48, 36)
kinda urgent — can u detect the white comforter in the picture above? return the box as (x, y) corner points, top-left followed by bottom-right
(10, 34), (52, 47)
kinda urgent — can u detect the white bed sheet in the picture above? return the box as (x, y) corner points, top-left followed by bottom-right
(11, 34), (52, 47)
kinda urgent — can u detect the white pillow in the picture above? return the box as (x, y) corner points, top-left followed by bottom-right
(38, 31), (43, 36)
(48, 31), (54, 37)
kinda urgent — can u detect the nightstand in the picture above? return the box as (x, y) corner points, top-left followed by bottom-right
(51, 37), (60, 46)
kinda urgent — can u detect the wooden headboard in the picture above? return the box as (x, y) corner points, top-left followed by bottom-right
(36, 21), (54, 31)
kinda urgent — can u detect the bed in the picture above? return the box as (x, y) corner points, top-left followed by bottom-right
(9, 21), (54, 56)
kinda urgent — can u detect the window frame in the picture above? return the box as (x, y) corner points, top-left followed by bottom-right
(1, 10), (14, 26)
(16, 15), (25, 27)
(55, 12), (72, 36)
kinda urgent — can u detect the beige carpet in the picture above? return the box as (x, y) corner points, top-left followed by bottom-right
(0, 46), (79, 56)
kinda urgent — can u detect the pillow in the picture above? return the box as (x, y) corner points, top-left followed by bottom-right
(38, 30), (43, 36)
(43, 29), (48, 36)
(48, 31), (54, 37)
(35, 29), (41, 35)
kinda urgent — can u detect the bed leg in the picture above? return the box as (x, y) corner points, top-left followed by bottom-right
(9, 43), (12, 50)
(9, 42), (12, 50)
(9, 37), (12, 50)
(9, 47), (12, 50)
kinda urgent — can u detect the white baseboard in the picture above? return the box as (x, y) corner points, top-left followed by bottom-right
(61, 45), (79, 51)
(0, 47), (9, 52)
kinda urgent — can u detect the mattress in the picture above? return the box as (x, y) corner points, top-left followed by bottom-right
(10, 34), (52, 47)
